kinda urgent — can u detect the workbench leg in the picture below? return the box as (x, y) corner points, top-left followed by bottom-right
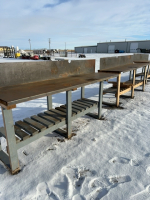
(47, 95), (52, 110)
(142, 66), (147, 91)
(66, 91), (72, 139)
(129, 71), (132, 80)
(131, 70), (135, 98)
(0, 139), (1, 151)
(116, 74), (121, 107)
(146, 65), (149, 84)
(1, 108), (20, 174)
(81, 86), (85, 99)
(141, 67), (144, 80)
(98, 81), (103, 119)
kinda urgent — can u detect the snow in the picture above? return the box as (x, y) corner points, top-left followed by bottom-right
(0, 53), (150, 200)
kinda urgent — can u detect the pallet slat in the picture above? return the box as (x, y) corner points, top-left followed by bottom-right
(77, 99), (94, 107)
(135, 73), (144, 77)
(80, 99), (97, 106)
(74, 100), (91, 108)
(54, 128), (67, 137)
(71, 104), (85, 111)
(72, 101), (88, 110)
(23, 118), (46, 132)
(0, 127), (20, 143)
(49, 108), (67, 117)
(15, 121), (39, 136)
(55, 107), (76, 116)
(31, 115), (53, 128)
(44, 110), (65, 121)
(14, 125), (30, 140)
(103, 87), (117, 94)
(82, 98), (98, 104)
(38, 113), (59, 124)
(60, 105), (80, 114)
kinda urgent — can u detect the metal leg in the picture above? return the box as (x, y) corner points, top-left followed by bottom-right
(129, 71), (132, 80)
(116, 74), (121, 107)
(146, 65), (149, 84)
(98, 81), (103, 119)
(66, 91), (72, 138)
(142, 66), (147, 91)
(47, 95), (52, 110)
(0, 139), (1, 151)
(131, 70), (135, 98)
(1, 108), (20, 174)
(81, 86), (85, 99)
(141, 67), (144, 80)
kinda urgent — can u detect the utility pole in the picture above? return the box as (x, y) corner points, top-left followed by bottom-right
(28, 39), (31, 51)
(49, 38), (51, 55)
(65, 42), (66, 50)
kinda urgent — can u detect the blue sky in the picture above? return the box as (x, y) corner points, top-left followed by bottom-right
(0, 0), (150, 50)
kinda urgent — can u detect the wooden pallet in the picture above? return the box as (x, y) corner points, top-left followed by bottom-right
(0, 98), (98, 149)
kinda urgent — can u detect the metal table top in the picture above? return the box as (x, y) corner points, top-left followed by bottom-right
(0, 72), (117, 106)
(100, 62), (148, 73)
(133, 60), (150, 63)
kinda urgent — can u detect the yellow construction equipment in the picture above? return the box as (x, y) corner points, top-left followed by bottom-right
(15, 53), (20, 58)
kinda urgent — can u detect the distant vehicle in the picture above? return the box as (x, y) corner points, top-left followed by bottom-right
(15, 53), (21, 58)
(79, 54), (86, 58)
(22, 54), (30, 59)
(30, 55), (39, 60)
(39, 56), (51, 60)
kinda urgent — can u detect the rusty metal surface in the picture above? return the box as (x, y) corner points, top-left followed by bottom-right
(133, 54), (150, 62)
(134, 60), (150, 63)
(100, 62), (148, 73)
(0, 60), (95, 88)
(100, 55), (134, 70)
(0, 72), (117, 106)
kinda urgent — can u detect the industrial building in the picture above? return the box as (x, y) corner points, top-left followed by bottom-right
(75, 45), (97, 54)
(75, 40), (150, 53)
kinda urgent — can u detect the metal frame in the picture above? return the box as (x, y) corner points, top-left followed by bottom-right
(47, 95), (52, 110)
(1, 108), (20, 174)
(0, 82), (104, 174)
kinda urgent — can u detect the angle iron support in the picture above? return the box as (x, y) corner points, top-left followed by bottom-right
(142, 66), (147, 91)
(131, 70), (135, 98)
(98, 81), (103, 119)
(1, 108), (20, 174)
(66, 90), (72, 138)
(129, 71), (132, 80)
(47, 95), (52, 110)
(81, 86), (85, 99)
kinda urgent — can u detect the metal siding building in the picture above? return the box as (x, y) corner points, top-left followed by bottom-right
(75, 40), (150, 53)
(97, 42), (127, 53)
(75, 46), (97, 53)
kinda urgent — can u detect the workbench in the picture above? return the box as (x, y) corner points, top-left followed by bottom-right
(133, 60), (150, 83)
(0, 60), (116, 174)
(98, 55), (148, 107)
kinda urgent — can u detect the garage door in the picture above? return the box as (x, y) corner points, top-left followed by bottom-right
(84, 48), (87, 53)
(108, 45), (115, 53)
(130, 43), (138, 53)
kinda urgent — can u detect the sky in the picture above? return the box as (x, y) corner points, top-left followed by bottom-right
(0, 0), (150, 50)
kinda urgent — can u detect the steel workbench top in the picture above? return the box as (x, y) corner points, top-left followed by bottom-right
(99, 62), (148, 73)
(0, 72), (116, 106)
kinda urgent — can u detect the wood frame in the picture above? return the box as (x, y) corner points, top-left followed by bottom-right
(102, 65), (147, 107)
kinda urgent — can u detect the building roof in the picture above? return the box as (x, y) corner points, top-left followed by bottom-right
(97, 40), (150, 44)
(0, 46), (8, 48)
(75, 45), (97, 48)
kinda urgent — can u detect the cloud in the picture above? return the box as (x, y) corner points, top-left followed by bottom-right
(0, 0), (150, 49)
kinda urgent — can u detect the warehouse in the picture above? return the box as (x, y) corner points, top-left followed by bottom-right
(75, 40), (150, 53)
(75, 45), (97, 53)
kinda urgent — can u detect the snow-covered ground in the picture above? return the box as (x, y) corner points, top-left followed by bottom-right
(0, 54), (150, 200)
